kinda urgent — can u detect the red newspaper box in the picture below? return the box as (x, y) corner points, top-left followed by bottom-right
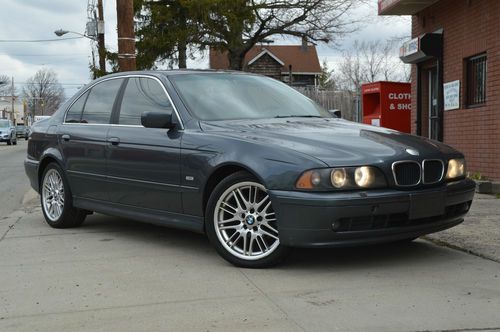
(362, 81), (411, 133)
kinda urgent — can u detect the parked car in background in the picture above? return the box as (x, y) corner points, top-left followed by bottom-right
(16, 124), (29, 140)
(0, 119), (17, 145)
(25, 71), (475, 268)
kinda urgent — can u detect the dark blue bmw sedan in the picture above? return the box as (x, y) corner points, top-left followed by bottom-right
(25, 70), (475, 267)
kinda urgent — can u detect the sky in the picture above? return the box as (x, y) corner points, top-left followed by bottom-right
(0, 0), (410, 100)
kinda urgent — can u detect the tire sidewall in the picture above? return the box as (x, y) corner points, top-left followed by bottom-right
(205, 171), (289, 268)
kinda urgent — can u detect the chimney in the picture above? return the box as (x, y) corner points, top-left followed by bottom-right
(301, 36), (308, 51)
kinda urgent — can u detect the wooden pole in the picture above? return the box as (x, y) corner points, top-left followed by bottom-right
(97, 0), (106, 75)
(116, 0), (136, 71)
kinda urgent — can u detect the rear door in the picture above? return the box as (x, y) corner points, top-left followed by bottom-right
(59, 78), (125, 201)
(106, 76), (183, 213)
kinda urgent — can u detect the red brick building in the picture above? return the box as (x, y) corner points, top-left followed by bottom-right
(379, 0), (500, 181)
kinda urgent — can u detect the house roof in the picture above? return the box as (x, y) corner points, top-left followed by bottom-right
(209, 45), (322, 74)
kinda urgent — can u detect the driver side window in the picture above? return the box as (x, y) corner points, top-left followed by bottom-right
(118, 77), (173, 126)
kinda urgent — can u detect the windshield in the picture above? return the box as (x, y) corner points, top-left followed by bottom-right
(0, 120), (10, 128)
(169, 73), (331, 121)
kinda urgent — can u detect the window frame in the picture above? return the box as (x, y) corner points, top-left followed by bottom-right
(64, 90), (90, 124)
(115, 77), (175, 126)
(63, 74), (183, 129)
(465, 53), (487, 108)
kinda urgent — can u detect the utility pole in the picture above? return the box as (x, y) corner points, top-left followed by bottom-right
(116, 0), (136, 71)
(97, 0), (106, 76)
(10, 77), (14, 122)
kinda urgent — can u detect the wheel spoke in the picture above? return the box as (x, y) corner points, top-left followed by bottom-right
(218, 216), (239, 225)
(235, 188), (250, 209)
(259, 228), (279, 240)
(219, 206), (237, 216)
(258, 235), (268, 252)
(261, 222), (278, 234)
(219, 224), (242, 231)
(226, 231), (241, 247)
(221, 201), (238, 213)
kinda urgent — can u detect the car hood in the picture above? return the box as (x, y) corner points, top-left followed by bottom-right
(200, 118), (460, 167)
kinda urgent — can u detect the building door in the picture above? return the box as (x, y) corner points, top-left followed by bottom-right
(428, 68), (439, 140)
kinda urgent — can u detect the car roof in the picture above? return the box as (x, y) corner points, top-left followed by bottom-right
(101, 69), (248, 80)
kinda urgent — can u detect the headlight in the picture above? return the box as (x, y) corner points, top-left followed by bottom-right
(296, 166), (386, 191)
(446, 158), (465, 179)
(330, 168), (347, 188)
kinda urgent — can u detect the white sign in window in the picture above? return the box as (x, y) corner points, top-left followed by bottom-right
(444, 80), (460, 111)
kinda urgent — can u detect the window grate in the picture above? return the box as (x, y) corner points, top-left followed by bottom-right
(466, 53), (487, 106)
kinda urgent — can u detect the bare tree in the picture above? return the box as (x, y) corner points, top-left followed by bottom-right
(22, 69), (65, 116)
(0, 75), (12, 96)
(193, 0), (364, 70)
(336, 39), (410, 92)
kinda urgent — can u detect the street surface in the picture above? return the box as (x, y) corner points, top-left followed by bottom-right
(0, 140), (499, 331)
(0, 139), (31, 217)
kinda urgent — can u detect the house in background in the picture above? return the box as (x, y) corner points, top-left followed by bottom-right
(209, 44), (322, 87)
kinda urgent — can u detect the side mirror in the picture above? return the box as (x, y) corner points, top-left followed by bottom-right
(141, 112), (175, 129)
(328, 110), (342, 118)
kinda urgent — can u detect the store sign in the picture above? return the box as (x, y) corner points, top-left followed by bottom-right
(388, 92), (411, 111)
(400, 38), (419, 57)
(444, 80), (460, 111)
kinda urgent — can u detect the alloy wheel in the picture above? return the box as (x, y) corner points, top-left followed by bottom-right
(214, 181), (279, 261)
(42, 169), (65, 221)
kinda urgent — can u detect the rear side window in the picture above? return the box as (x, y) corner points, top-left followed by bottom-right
(81, 79), (123, 124)
(118, 77), (172, 125)
(65, 91), (89, 123)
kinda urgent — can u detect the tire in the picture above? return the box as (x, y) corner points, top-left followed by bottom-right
(40, 162), (86, 228)
(7, 136), (12, 145)
(13, 138), (17, 145)
(205, 171), (290, 268)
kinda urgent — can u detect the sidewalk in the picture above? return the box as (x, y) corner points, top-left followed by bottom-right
(425, 193), (500, 262)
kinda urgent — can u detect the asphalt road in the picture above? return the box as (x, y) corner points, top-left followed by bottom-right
(0, 139), (499, 331)
(0, 199), (499, 331)
(0, 139), (32, 217)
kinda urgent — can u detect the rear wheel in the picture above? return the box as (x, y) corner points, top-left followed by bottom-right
(40, 163), (86, 228)
(206, 171), (290, 268)
(7, 136), (12, 145)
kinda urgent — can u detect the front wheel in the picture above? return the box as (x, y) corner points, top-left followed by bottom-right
(205, 171), (290, 268)
(40, 163), (86, 228)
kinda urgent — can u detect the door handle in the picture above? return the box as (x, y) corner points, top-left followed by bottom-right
(107, 137), (120, 145)
(61, 134), (70, 141)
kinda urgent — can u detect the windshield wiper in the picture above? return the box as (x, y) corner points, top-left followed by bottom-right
(273, 115), (324, 118)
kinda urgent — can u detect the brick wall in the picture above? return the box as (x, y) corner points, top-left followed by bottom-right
(411, 0), (500, 180)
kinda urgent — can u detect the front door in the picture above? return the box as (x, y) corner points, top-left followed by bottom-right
(428, 68), (439, 140)
(106, 77), (183, 213)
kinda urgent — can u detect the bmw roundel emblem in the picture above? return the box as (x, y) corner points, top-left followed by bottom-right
(405, 148), (419, 156)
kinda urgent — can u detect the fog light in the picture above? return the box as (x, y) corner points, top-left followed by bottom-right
(331, 220), (341, 231)
(330, 168), (347, 188)
(354, 166), (375, 187)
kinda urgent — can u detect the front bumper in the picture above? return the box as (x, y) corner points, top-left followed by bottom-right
(269, 179), (475, 248)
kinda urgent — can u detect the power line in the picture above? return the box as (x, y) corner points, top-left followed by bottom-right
(16, 82), (87, 86)
(0, 53), (89, 57)
(0, 37), (84, 43)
